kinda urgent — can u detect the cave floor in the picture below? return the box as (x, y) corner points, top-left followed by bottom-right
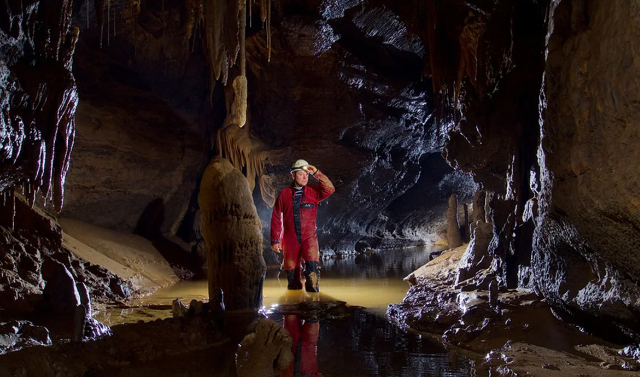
(3, 242), (639, 376)
(90, 245), (640, 376)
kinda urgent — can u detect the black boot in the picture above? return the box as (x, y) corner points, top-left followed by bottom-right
(304, 261), (320, 293)
(286, 268), (303, 290)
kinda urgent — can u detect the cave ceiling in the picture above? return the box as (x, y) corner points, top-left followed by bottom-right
(44, 0), (478, 253)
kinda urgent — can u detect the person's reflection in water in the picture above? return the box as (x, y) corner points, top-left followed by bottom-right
(280, 315), (320, 377)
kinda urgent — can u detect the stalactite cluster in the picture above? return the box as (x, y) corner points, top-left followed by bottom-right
(79, 0), (274, 202)
(215, 118), (270, 198)
(204, 0), (277, 206)
(185, 0), (205, 48)
(0, 0), (79, 217)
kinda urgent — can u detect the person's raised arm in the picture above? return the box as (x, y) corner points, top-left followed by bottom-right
(305, 165), (335, 202)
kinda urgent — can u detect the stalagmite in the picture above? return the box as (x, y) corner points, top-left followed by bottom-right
(456, 189), (495, 286)
(198, 157), (266, 311)
(447, 193), (462, 248)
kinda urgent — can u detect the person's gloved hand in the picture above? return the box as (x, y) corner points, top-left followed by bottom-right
(303, 165), (318, 174)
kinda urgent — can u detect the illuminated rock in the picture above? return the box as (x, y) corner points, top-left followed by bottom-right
(198, 156), (266, 311)
(236, 318), (293, 377)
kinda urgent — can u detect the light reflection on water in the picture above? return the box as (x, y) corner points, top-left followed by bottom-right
(94, 245), (477, 376)
(96, 245), (442, 324)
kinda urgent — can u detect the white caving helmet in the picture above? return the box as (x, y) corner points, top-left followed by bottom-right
(290, 159), (310, 173)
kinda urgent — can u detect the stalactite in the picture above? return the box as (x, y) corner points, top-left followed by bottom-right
(200, 0), (279, 206)
(267, 0), (271, 62)
(232, 76), (247, 127)
(204, 0), (227, 101)
(128, 0), (141, 18)
(185, 0), (204, 47)
(426, 0), (439, 94)
(455, 12), (485, 120)
(240, 0), (246, 76)
(13, 0), (79, 212)
(95, 0), (106, 48)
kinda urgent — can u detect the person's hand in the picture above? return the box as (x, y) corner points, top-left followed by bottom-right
(304, 165), (318, 174)
(271, 243), (282, 253)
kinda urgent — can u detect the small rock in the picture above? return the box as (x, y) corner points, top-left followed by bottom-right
(172, 298), (188, 318)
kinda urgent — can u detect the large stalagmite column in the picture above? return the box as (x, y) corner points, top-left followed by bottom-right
(198, 157), (266, 311)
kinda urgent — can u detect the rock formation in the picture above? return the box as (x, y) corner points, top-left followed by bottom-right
(235, 318), (294, 377)
(198, 156), (266, 311)
(446, 193), (462, 249)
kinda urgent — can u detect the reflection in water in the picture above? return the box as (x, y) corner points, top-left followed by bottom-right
(269, 310), (474, 377)
(322, 245), (441, 279)
(94, 245), (477, 376)
(280, 315), (320, 377)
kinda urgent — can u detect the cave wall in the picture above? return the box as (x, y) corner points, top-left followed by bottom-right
(59, 0), (212, 236)
(429, 0), (640, 340)
(533, 0), (640, 340)
(246, 1), (475, 254)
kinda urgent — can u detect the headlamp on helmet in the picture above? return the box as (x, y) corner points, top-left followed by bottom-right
(290, 159), (310, 174)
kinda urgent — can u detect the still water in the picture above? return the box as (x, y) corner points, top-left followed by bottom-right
(98, 245), (440, 323)
(95, 245), (477, 376)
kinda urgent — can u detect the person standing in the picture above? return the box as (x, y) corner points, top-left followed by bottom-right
(270, 159), (335, 292)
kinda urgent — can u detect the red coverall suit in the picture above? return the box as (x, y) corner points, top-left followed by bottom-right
(270, 170), (334, 291)
(279, 315), (320, 377)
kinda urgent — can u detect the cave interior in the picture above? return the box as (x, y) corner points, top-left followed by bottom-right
(2, 0), (640, 375)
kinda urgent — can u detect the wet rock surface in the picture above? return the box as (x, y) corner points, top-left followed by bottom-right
(0, 321), (51, 354)
(0, 308), (229, 376)
(390, 247), (640, 375)
(532, 0), (640, 341)
(0, 196), (132, 319)
(236, 318), (294, 377)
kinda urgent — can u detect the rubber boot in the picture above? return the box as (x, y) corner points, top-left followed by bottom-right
(304, 261), (320, 293)
(287, 268), (303, 290)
